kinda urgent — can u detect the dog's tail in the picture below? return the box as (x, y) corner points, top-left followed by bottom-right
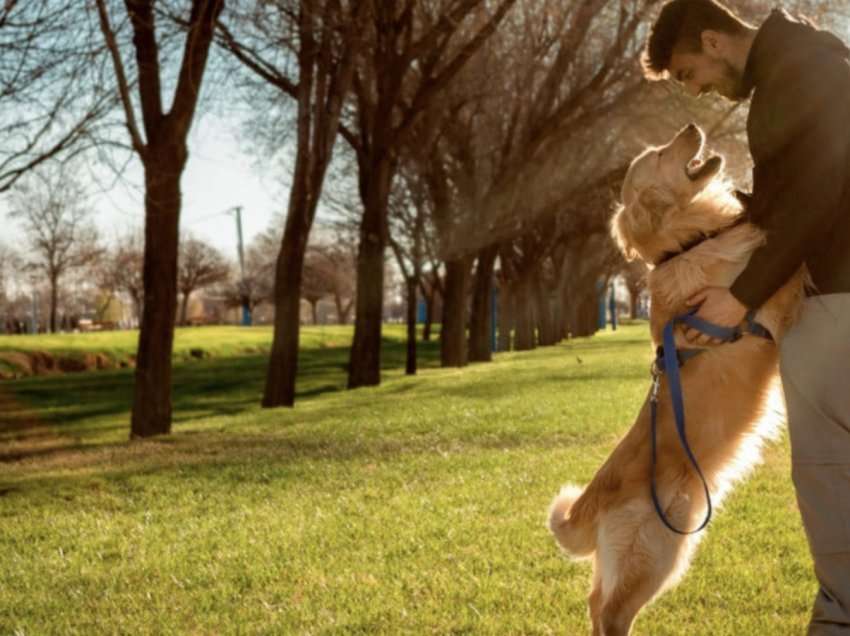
(548, 483), (597, 559)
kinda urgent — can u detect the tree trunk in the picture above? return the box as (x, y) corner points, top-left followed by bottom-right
(132, 295), (143, 327)
(497, 283), (513, 351)
(468, 246), (498, 362)
(257, 0), (359, 404)
(333, 294), (342, 323)
(310, 299), (319, 324)
(534, 274), (556, 346)
(348, 157), (393, 389)
(131, 162), (182, 438)
(49, 273), (58, 334)
(627, 281), (641, 319)
(552, 286), (564, 343)
(533, 285), (546, 345)
(179, 291), (190, 326)
(514, 276), (535, 350)
(263, 193), (310, 408)
(422, 290), (434, 341)
(405, 277), (417, 375)
(440, 256), (472, 367)
(573, 287), (599, 338)
(99, 0), (223, 438)
(340, 300), (353, 325)
(555, 277), (570, 341)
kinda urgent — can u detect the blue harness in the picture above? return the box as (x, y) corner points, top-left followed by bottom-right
(650, 308), (773, 535)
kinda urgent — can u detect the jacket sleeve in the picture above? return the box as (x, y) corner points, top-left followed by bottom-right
(730, 50), (850, 309)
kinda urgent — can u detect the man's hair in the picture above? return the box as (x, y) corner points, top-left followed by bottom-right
(643, 0), (750, 79)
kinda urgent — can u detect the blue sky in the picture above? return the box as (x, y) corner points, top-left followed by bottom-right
(2, 113), (286, 265)
(96, 113), (285, 257)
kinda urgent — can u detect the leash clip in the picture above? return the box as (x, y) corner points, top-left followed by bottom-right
(650, 371), (661, 403)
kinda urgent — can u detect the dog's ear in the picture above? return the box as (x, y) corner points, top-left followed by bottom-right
(610, 203), (641, 262)
(611, 187), (673, 262)
(637, 186), (675, 217)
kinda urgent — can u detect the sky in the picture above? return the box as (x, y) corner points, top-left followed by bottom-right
(98, 114), (286, 258)
(3, 113), (288, 265)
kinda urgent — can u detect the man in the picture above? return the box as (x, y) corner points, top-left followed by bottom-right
(644, 1), (850, 633)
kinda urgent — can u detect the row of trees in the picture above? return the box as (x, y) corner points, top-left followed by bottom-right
(0, 190), (357, 333)
(2, 0), (841, 438)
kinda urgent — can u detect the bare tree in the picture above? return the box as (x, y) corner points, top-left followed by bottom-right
(387, 174), (428, 374)
(0, 243), (21, 332)
(219, 238), (274, 318)
(217, 0), (367, 407)
(95, 0), (224, 438)
(341, 0), (518, 388)
(299, 248), (331, 324)
(311, 233), (356, 324)
(0, 244), (16, 300)
(0, 2), (113, 193)
(8, 165), (101, 333)
(100, 232), (146, 325)
(620, 259), (648, 319)
(177, 236), (230, 325)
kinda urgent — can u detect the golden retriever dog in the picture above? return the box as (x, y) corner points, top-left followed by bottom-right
(548, 124), (806, 636)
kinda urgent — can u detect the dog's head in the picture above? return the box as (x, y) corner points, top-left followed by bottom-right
(611, 124), (726, 264)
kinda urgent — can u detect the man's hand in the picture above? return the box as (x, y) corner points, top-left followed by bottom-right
(684, 287), (749, 345)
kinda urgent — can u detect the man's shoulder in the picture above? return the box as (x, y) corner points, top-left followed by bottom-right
(757, 37), (850, 100)
(755, 11), (849, 88)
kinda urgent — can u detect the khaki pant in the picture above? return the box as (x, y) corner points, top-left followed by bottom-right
(780, 293), (850, 635)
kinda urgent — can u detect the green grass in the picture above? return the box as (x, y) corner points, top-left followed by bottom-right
(0, 323), (815, 634)
(0, 324), (359, 357)
(0, 324), (367, 377)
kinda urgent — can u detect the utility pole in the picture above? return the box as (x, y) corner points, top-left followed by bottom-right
(228, 206), (251, 326)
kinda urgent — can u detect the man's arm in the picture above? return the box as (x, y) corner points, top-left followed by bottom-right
(729, 50), (850, 309)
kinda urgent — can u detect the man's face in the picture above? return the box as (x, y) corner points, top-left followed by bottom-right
(668, 48), (746, 101)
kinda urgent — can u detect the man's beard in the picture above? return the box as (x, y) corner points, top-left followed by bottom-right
(721, 60), (747, 101)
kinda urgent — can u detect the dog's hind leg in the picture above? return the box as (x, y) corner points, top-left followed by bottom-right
(595, 506), (697, 635)
(598, 568), (665, 636)
(589, 564), (604, 636)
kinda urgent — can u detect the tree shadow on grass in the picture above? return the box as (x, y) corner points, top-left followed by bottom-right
(1, 339), (442, 461)
(1, 331), (649, 468)
(3, 415), (613, 495)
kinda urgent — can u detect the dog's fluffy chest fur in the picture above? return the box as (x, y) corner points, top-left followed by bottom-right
(647, 221), (805, 348)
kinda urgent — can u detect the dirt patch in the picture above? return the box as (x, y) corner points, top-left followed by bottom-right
(0, 351), (131, 380)
(0, 351), (59, 378)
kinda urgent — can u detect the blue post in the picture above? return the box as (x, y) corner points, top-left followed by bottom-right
(609, 285), (617, 331)
(242, 306), (252, 326)
(491, 286), (499, 352)
(417, 299), (427, 324)
(597, 280), (606, 330)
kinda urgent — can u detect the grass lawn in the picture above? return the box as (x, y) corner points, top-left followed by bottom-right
(0, 324), (364, 378)
(0, 323), (814, 634)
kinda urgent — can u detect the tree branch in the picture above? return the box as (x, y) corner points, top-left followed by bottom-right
(94, 0), (147, 156)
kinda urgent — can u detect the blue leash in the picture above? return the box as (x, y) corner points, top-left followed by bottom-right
(649, 308), (772, 535)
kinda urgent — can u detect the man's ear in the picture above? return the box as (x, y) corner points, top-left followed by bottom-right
(700, 29), (725, 59)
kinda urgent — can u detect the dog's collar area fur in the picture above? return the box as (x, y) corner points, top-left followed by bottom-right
(653, 233), (714, 267)
(653, 215), (748, 267)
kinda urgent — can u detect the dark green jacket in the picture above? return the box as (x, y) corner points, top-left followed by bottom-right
(731, 9), (850, 308)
